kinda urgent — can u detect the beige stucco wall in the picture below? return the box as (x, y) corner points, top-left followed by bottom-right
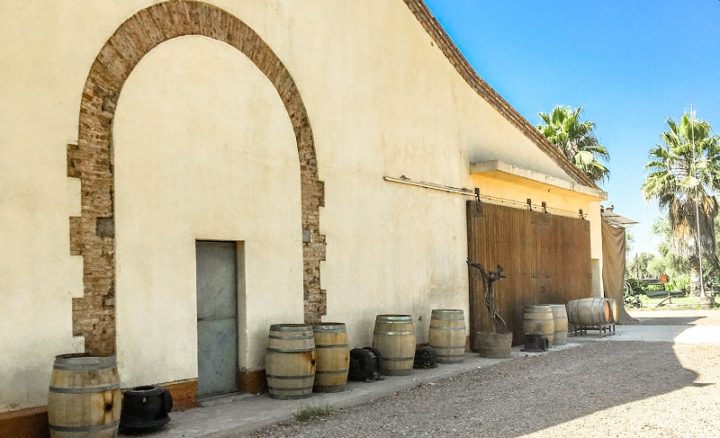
(113, 36), (303, 387)
(0, 0), (602, 411)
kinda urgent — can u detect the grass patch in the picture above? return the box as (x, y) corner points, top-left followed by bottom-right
(293, 405), (334, 423)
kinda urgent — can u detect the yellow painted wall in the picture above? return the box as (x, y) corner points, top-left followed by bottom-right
(0, 0), (602, 411)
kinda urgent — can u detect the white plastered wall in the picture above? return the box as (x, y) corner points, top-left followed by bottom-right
(0, 0), (601, 411)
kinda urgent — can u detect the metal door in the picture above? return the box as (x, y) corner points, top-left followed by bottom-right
(196, 241), (238, 397)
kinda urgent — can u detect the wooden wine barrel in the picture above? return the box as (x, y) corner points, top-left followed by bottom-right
(549, 304), (569, 345)
(566, 298), (611, 327)
(477, 332), (512, 359)
(48, 354), (122, 437)
(372, 315), (416, 376)
(265, 324), (315, 399)
(312, 323), (349, 393)
(607, 298), (619, 323)
(523, 305), (555, 345)
(428, 309), (466, 363)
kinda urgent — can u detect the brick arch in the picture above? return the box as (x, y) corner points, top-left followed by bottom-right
(68, 1), (326, 355)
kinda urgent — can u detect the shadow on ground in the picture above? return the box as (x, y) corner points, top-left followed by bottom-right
(251, 341), (704, 437)
(630, 309), (720, 326)
(636, 315), (705, 326)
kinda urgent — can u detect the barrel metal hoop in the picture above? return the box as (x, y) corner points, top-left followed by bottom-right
(375, 315), (413, 322)
(315, 369), (349, 375)
(431, 310), (464, 320)
(266, 347), (314, 353)
(49, 421), (120, 433)
(268, 386), (314, 391)
(53, 354), (116, 370)
(269, 324), (312, 332)
(382, 356), (415, 361)
(53, 364), (116, 371)
(374, 331), (414, 336)
(315, 344), (349, 349)
(268, 334), (314, 340)
(437, 354), (464, 358)
(375, 321), (413, 325)
(430, 327), (466, 331)
(431, 344), (466, 349)
(313, 324), (346, 332)
(266, 374), (315, 380)
(49, 384), (120, 394)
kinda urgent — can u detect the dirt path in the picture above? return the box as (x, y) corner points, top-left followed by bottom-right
(249, 341), (720, 437)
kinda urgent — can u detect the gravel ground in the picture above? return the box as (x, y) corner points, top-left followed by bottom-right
(249, 341), (720, 438)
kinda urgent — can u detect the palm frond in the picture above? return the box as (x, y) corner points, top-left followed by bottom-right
(643, 111), (720, 260)
(537, 105), (610, 182)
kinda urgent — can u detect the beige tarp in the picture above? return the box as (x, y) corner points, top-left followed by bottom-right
(602, 219), (637, 323)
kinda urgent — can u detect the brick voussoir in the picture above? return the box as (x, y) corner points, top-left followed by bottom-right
(69, 1), (326, 353)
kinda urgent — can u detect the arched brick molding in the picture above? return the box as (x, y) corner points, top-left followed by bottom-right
(68, 1), (326, 355)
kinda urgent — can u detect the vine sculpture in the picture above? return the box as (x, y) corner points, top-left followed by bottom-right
(467, 261), (508, 334)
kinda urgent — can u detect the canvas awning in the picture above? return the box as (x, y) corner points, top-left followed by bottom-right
(601, 207), (638, 227)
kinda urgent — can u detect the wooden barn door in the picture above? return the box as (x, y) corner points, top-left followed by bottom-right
(467, 201), (591, 348)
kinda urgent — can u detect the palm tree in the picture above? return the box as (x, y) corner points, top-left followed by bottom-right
(537, 105), (610, 183)
(642, 112), (720, 296)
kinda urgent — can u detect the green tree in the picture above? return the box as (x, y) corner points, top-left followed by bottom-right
(642, 112), (720, 296)
(652, 217), (690, 277)
(625, 231), (635, 256)
(627, 252), (655, 279)
(537, 105), (610, 183)
(647, 256), (669, 279)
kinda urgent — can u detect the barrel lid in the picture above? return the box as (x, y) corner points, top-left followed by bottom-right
(270, 324), (312, 332)
(313, 323), (346, 332)
(570, 297), (605, 303)
(53, 353), (116, 369)
(524, 305), (552, 310)
(376, 314), (412, 322)
(431, 309), (463, 314)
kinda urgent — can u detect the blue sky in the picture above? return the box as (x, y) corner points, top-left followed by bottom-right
(425, 0), (720, 256)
